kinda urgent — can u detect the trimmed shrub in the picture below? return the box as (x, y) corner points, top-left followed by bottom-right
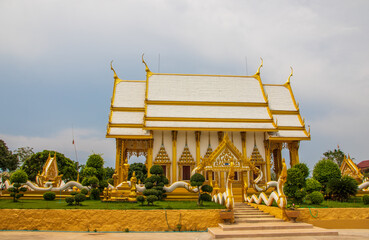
(308, 191), (324, 204)
(65, 197), (74, 205)
(80, 188), (88, 195)
(284, 167), (307, 204)
(146, 195), (158, 205)
(150, 165), (164, 175)
(136, 195), (145, 206)
(190, 173), (206, 206)
(10, 169), (28, 184)
(363, 195), (369, 205)
(327, 175), (358, 202)
(43, 191), (56, 201)
(9, 169), (28, 202)
(306, 178), (322, 194)
(90, 188), (100, 200)
(313, 159), (341, 196)
(201, 185), (213, 193)
(200, 193), (212, 202)
(75, 193), (86, 205)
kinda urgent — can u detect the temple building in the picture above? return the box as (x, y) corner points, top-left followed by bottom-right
(106, 59), (310, 190)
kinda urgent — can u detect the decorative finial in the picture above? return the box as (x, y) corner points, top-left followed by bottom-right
(255, 57), (263, 76)
(308, 125), (310, 134)
(161, 131), (164, 145)
(286, 66), (293, 84)
(185, 132), (188, 145)
(110, 60), (119, 80)
(142, 53), (151, 73)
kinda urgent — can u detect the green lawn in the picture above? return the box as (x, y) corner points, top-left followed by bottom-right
(0, 199), (226, 210)
(299, 197), (369, 209)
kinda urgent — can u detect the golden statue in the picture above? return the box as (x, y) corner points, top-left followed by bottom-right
(112, 170), (119, 187)
(129, 171), (138, 199)
(36, 152), (63, 187)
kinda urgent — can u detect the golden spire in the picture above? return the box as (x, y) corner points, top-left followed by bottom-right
(255, 57), (263, 76)
(142, 53), (151, 73)
(286, 66), (293, 84)
(110, 60), (119, 80)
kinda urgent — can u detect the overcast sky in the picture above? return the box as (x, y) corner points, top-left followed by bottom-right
(1, 1), (368, 170)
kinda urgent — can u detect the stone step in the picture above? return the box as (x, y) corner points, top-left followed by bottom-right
(208, 227), (338, 239)
(234, 212), (269, 216)
(235, 214), (275, 219)
(234, 209), (263, 212)
(235, 217), (284, 223)
(219, 222), (314, 231)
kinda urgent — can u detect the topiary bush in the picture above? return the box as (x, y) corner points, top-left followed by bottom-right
(90, 188), (100, 200)
(306, 178), (322, 194)
(136, 195), (145, 206)
(363, 195), (369, 205)
(74, 193), (86, 205)
(284, 163), (309, 204)
(43, 191), (56, 201)
(327, 175), (358, 202)
(143, 165), (169, 205)
(80, 188), (88, 195)
(65, 197), (74, 206)
(308, 191), (324, 204)
(190, 173), (206, 206)
(200, 193), (212, 202)
(8, 169), (28, 202)
(313, 159), (341, 197)
(146, 195), (158, 205)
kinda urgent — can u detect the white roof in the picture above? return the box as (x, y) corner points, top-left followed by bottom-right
(106, 69), (310, 140)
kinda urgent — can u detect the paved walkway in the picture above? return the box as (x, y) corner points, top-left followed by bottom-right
(0, 229), (369, 240)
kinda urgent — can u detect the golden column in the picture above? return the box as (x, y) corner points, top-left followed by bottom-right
(240, 132), (247, 160)
(240, 131), (247, 202)
(115, 139), (122, 181)
(288, 141), (300, 167)
(147, 139), (153, 177)
(264, 140), (271, 182)
(217, 131), (225, 188)
(119, 139), (126, 183)
(171, 131), (178, 184)
(272, 143), (282, 178)
(195, 131), (201, 166)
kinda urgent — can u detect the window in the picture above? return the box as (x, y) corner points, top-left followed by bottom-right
(161, 165), (167, 177)
(234, 171), (239, 181)
(206, 171), (215, 180)
(182, 166), (191, 180)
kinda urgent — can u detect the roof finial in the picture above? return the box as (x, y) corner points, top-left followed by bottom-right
(286, 66), (293, 84)
(255, 57), (263, 76)
(110, 60), (119, 80)
(142, 53), (151, 73)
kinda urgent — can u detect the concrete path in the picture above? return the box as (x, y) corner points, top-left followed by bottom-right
(0, 230), (369, 240)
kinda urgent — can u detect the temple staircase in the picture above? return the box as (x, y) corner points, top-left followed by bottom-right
(208, 202), (338, 239)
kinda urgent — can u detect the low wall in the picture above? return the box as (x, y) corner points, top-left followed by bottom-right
(0, 209), (221, 232)
(248, 203), (369, 229)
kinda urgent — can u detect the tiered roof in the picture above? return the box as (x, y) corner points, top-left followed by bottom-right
(106, 60), (310, 141)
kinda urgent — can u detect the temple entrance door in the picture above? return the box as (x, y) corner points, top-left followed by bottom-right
(182, 166), (191, 180)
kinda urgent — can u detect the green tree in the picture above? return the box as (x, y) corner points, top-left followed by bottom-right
(128, 163), (147, 183)
(81, 154), (107, 199)
(143, 165), (169, 204)
(8, 169), (28, 202)
(13, 147), (34, 165)
(323, 148), (345, 166)
(189, 173), (212, 206)
(0, 139), (18, 172)
(327, 175), (358, 202)
(22, 150), (78, 182)
(313, 159), (341, 197)
(284, 163), (309, 204)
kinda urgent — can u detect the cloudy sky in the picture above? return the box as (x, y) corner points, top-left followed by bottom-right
(1, 1), (368, 170)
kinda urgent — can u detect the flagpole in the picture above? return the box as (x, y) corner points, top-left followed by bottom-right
(72, 126), (79, 181)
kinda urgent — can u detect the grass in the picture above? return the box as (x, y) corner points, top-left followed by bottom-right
(0, 199), (226, 210)
(299, 197), (369, 209)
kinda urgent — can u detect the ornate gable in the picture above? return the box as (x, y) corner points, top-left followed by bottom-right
(204, 133), (248, 171)
(340, 155), (363, 183)
(178, 143), (195, 165)
(250, 144), (265, 164)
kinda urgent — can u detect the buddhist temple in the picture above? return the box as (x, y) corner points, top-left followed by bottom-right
(340, 155), (364, 183)
(106, 58), (310, 194)
(36, 152), (63, 187)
